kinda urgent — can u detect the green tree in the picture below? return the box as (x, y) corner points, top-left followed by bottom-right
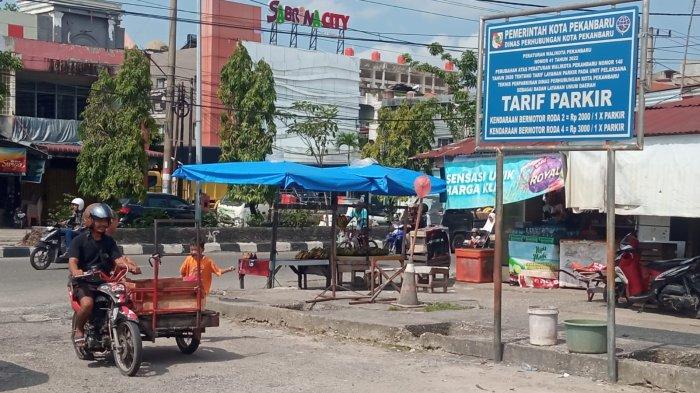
(0, 50), (21, 111)
(335, 132), (359, 165)
(218, 44), (277, 207)
(362, 100), (435, 171)
(77, 49), (156, 203)
(281, 101), (339, 166)
(403, 43), (478, 139)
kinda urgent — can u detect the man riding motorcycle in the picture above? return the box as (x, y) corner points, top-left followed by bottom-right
(60, 198), (85, 257)
(68, 203), (141, 344)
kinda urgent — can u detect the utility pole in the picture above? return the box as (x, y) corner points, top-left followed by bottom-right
(681, 0), (697, 93)
(645, 27), (671, 87)
(194, 0), (203, 223)
(162, 0), (178, 194)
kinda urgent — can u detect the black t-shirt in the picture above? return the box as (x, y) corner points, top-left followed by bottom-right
(68, 231), (122, 274)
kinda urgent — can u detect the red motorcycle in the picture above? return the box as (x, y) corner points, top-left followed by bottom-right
(615, 233), (700, 318)
(68, 266), (143, 376)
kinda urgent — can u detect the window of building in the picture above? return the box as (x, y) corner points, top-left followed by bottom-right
(57, 85), (75, 119)
(437, 137), (454, 147)
(16, 80), (36, 117)
(76, 87), (89, 119)
(156, 78), (166, 89)
(0, 72), (13, 116)
(14, 80), (91, 120)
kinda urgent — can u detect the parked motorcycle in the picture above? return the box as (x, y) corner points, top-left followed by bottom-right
(12, 207), (26, 229)
(30, 225), (75, 270)
(383, 223), (404, 254)
(69, 267), (142, 376)
(615, 233), (700, 318)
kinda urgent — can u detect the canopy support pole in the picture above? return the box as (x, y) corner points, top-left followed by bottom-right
(331, 192), (338, 297)
(308, 192), (371, 305)
(268, 193), (280, 289)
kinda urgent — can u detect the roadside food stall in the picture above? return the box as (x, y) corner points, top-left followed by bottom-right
(444, 153), (579, 288)
(173, 160), (446, 299)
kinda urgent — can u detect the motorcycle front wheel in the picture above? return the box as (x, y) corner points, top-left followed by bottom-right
(113, 321), (142, 376)
(30, 246), (53, 270)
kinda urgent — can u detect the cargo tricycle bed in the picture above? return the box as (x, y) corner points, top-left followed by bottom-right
(125, 254), (220, 353)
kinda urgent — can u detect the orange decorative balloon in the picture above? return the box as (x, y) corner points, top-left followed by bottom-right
(413, 175), (432, 198)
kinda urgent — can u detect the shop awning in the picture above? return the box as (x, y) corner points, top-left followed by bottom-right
(173, 161), (446, 196)
(34, 143), (164, 158)
(566, 134), (700, 218)
(412, 138), (558, 161)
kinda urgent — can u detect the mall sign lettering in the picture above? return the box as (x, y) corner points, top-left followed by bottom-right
(267, 1), (350, 30)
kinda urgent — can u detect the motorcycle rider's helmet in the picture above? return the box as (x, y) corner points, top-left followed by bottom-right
(619, 233), (639, 252)
(70, 197), (85, 211)
(83, 203), (114, 228)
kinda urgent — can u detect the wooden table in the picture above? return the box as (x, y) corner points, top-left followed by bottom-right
(414, 266), (449, 293)
(368, 255), (405, 292)
(336, 256), (371, 288)
(275, 259), (330, 289)
(239, 259), (330, 289)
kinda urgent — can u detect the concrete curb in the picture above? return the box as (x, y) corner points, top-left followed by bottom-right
(0, 246), (32, 258)
(208, 298), (700, 392)
(1, 239), (384, 258)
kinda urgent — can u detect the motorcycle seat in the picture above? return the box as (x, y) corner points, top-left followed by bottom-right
(644, 256), (700, 271)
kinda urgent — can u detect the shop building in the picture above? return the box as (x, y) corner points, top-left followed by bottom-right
(0, 1), (131, 225)
(415, 89), (700, 289)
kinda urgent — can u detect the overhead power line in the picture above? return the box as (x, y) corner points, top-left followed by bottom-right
(477, 0), (700, 16)
(21, 0), (476, 50)
(355, 0), (479, 22)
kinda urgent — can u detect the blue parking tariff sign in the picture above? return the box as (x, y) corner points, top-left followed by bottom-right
(484, 7), (639, 142)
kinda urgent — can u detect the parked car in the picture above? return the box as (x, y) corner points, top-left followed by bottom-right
(441, 208), (476, 250)
(215, 198), (270, 227)
(118, 193), (195, 226)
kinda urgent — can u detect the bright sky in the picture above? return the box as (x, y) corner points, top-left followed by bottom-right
(101, 0), (700, 72)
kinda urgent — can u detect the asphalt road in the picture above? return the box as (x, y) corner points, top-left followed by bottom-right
(0, 254), (652, 393)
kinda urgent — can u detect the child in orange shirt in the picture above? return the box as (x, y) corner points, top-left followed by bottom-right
(180, 240), (234, 297)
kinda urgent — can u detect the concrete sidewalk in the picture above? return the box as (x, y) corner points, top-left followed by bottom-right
(0, 229), (31, 245)
(208, 277), (700, 392)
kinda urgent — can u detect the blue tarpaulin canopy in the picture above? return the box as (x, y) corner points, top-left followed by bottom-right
(172, 161), (445, 196)
(321, 164), (446, 196)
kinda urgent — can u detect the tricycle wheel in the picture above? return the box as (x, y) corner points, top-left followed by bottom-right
(71, 313), (94, 361)
(113, 321), (142, 376)
(175, 334), (200, 354)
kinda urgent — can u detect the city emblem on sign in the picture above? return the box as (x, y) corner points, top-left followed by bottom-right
(615, 15), (631, 34)
(491, 32), (504, 49)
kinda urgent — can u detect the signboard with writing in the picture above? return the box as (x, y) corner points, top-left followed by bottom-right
(267, 1), (350, 30)
(0, 147), (27, 175)
(508, 239), (560, 288)
(445, 154), (565, 209)
(484, 7), (638, 141)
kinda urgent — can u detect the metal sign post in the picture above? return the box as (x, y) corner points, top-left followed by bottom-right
(474, 0), (650, 382)
(605, 148), (617, 380)
(493, 150), (504, 361)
